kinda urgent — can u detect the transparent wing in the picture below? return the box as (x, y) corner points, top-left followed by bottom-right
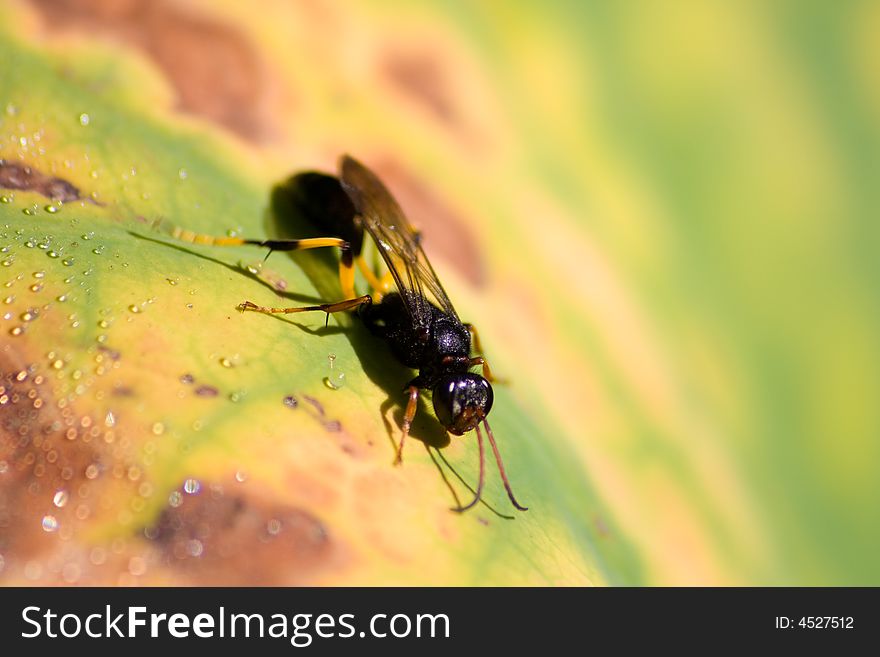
(339, 155), (459, 330)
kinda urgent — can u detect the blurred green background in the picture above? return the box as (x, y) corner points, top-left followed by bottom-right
(1, 0), (878, 585)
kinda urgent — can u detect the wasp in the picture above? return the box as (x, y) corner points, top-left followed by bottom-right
(160, 155), (527, 513)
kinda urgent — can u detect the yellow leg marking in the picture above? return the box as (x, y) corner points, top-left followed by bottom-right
(395, 386), (420, 465)
(339, 259), (356, 299)
(355, 257), (396, 302)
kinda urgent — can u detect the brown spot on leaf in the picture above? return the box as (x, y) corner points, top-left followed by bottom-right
(26, 0), (278, 142)
(147, 486), (343, 585)
(0, 351), (139, 581)
(382, 48), (458, 126)
(194, 384), (219, 397)
(372, 156), (486, 286)
(0, 160), (87, 202)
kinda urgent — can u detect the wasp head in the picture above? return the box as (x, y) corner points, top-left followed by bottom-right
(432, 373), (493, 435)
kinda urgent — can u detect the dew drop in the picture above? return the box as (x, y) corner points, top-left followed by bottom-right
(151, 422), (165, 436)
(178, 168), (188, 180)
(44, 205), (59, 214)
(128, 556), (146, 576)
(9, 326), (24, 336)
(128, 304), (141, 313)
(187, 539), (203, 557)
(183, 478), (201, 495)
(53, 490), (69, 508)
(168, 491), (183, 507)
(41, 514), (59, 532)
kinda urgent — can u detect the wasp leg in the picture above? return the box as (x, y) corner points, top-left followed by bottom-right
(464, 323), (507, 384)
(355, 256), (395, 302)
(395, 386), (420, 466)
(238, 295), (372, 320)
(155, 218), (350, 253)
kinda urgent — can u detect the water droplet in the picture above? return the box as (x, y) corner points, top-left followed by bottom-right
(234, 470), (247, 483)
(219, 357), (235, 368)
(180, 373), (194, 384)
(166, 277), (179, 286)
(267, 519), (282, 536)
(62, 257), (74, 266)
(56, 294), (68, 302)
(151, 422), (165, 436)
(79, 112), (90, 126)
(105, 411), (116, 427)
(47, 250), (60, 258)
(61, 562), (81, 583)
(128, 556), (146, 576)
(33, 271), (45, 279)
(9, 326), (24, 336)
(168, 491), (183, 507)
(183, 478), (201, 495)
(283, 395), (298, 408)
(128, 304), (141, 313)
(20, 309), (37, 322)
(187, 539), (203, 557)
(2, 295), (12, 304)
(53, 490), (69, 507)
(89, 547), (106, 565)
(30, 283), (43, 293)
(22, 207), (35, 216)
(0, 195), (10, 203)
(44, 205), (59, 214)
(42, 515), (59, 532)
(51, 359), (64, 370)
(178, 168), (188, 180)
(228, 390), (245, 403)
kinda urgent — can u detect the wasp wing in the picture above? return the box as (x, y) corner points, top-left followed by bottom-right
(339, 155), (460, 331)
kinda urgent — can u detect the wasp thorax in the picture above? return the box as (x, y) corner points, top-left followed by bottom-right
(433, 374), (493, 435)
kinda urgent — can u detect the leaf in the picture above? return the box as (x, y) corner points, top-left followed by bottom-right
(0, 1), (634, 586)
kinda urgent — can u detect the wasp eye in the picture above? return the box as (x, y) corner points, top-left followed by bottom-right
(433, 374), (493, 435)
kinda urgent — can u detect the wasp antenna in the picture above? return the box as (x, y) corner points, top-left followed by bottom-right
(455, 423), (486, 512)
(483, 417), (528, 511)
(262, 249), (274, 263)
